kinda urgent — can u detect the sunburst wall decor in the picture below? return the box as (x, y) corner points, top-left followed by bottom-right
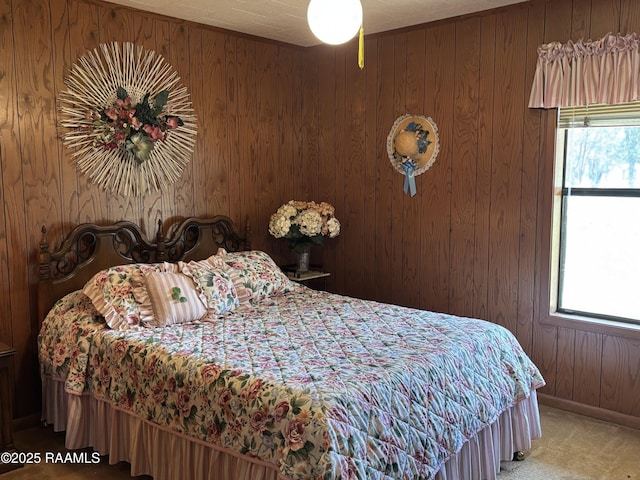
(57, 42), (197, 196)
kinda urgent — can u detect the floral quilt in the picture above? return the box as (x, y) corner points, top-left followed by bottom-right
(39, 287), (545, 480)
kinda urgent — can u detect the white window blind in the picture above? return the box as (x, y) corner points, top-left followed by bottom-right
(558, 101), (640, 128)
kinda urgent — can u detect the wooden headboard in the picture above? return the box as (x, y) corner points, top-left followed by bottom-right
(37, 216), (250, 326)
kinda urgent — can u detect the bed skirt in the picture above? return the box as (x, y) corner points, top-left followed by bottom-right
(41, 375), (541, 480)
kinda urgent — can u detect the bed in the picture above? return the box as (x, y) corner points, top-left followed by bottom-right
(37, 216), (545, 480)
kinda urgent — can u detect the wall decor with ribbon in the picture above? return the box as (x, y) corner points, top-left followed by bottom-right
(386, 114), (440, 197)
(57, 42), (197, 196)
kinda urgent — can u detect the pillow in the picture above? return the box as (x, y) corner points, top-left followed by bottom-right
(135, 271), (207, 327)
(205, 254), (252, 305)
(178, 259), (239, 314)
(82, 262), (177, 330)
(215, 249), (296, 304)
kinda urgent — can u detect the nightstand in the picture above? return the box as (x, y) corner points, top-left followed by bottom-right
(281, 264), (330, 290)
(0, 342), (21, 474)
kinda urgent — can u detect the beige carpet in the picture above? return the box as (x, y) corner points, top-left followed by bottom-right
(499, 405), (640, 480)
(3, 404), (639, 479)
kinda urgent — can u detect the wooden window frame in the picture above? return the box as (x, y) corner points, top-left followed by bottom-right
(537, 110), (640, 340)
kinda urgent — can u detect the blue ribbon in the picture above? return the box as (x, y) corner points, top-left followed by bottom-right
(402, 162), (417, 197)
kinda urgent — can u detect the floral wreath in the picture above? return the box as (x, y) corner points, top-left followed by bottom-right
(57, 42), (197, 196)
(386, 114), (440, 196)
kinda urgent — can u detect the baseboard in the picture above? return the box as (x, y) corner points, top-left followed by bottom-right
(538, 393), (640, 430)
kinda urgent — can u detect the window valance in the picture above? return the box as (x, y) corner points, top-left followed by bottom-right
(528, 32), (640, 109)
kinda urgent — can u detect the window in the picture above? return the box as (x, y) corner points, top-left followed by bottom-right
(555, 103), (640, 324)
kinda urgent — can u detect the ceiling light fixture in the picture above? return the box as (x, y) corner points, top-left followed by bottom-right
(307, 0), (363, 45)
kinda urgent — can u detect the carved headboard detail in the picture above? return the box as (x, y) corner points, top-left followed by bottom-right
(38, 216), (250, 327)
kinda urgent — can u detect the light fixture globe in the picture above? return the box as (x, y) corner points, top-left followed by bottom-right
(307, 0), (363, 45)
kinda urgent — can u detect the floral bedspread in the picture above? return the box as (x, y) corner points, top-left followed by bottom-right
(39, 287), (545, 480)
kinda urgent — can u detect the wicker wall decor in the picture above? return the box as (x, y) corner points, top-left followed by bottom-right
(57, 42), (197, 196)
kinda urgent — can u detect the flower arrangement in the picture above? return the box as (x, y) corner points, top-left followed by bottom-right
(89, 86), (184, 164)
(269, 200), (340, 253)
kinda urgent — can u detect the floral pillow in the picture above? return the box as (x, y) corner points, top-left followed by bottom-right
(215, 249), (296, 305)
(178, 259), (239, 314)
(82, 262), (177, 330)
(134, 271), (207, 327)
(205, 254), (252, 305)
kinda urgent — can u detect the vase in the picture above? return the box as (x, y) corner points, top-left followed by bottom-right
(296, 248), (310, 274)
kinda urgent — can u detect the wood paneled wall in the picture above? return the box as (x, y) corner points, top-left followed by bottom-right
(306, 0), (640, 425)
(2, 0), (640, 427)
(0, 0), (311, 417)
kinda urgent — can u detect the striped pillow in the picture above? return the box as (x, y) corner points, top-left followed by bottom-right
(141, 271), (207, 326)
